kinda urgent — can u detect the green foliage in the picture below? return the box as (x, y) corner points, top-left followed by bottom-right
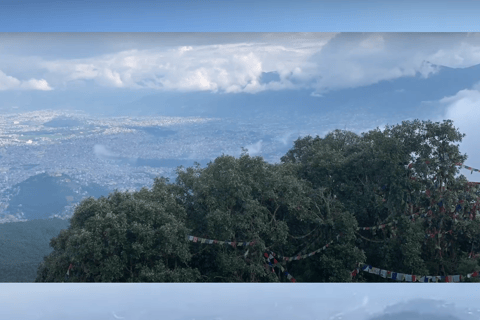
(35, 187), (200, 282)
(2, 118), (479, 282)
(282, 119), (480, 279)
(0, 217), (70, 282)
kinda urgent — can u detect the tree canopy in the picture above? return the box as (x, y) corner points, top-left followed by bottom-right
(34, 119), (480, 282)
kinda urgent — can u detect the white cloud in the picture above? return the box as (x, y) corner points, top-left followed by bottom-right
(276, 131), (297, 146)
(93, 144), (118, 159)
(359, 34), (385, 52)
(36, 39), (332, 92)
(4, 32), (480, 95)
(0, 70), (52, 91)
(243, 140), (263, 156)
(20, 78), (53, 90)
(433, 86), (480, 182)
(0, 70), (21, 89)
(307, 33), (480, 94)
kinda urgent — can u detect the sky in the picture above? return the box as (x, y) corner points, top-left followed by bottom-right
(1, 283), (480, 320)
(2, 32), (480, 93)
(1, 32), (480, 183)
(1, 0), (480, 32)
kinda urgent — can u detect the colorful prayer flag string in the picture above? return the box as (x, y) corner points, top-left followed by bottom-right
(351, 263), (480, 282)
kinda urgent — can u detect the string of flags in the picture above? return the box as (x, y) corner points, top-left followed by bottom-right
(405, 152), (480, 175)
(351, 263), (480, 282)
(264, 251), (296, 282)
(358, 211), (480, 238)
(456, 163), (480, 175)
(371, 155), (480, 224)
(186, 233), (343, 263)
(59, 156), (480, 281)
(63, 205), (480, 281)
(184, 234), (298, 282)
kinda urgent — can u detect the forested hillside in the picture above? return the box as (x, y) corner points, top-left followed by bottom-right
(0, 217), (71, 282)
(2, 118), (480, 282)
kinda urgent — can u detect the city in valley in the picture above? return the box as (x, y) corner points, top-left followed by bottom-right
(0, 108), (369, 223)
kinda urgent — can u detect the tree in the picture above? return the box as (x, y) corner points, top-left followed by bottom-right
(35, 118), (480, 282)
(35, 181), (200, 282)
(35, 152), (363, 282)
(172, 152), (363, 282)
(281, 119), (480, 281)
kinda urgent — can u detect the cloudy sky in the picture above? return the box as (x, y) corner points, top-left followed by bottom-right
(2, 32), (480, 93)
(2, 32), (480, 183)
(2, 283), (479, 320)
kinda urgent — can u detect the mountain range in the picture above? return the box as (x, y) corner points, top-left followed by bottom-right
(2, 61), (480, 122)
(333, 298), (480, 320)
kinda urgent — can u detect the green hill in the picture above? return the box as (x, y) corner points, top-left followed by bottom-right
(0, 217), (71, 282)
